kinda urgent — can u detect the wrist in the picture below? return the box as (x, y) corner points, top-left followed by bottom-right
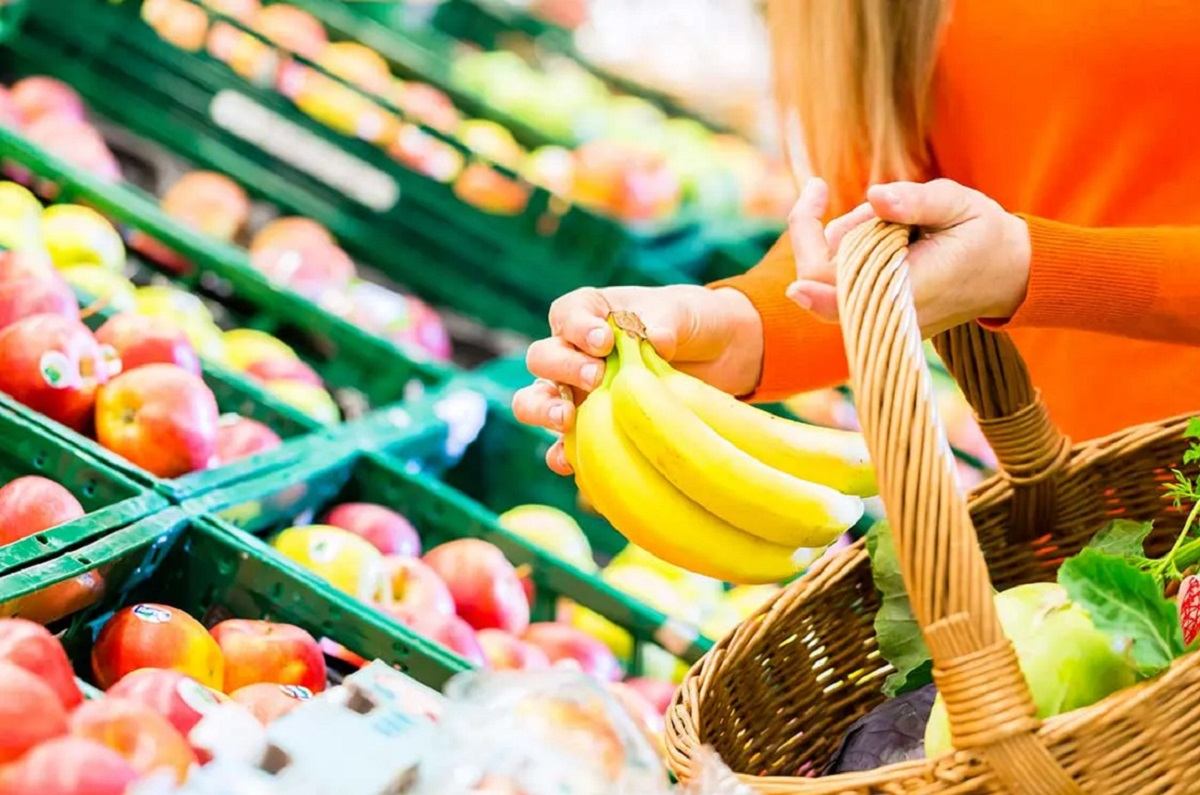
(711, 286), (764, 396)
(994, 212), (1032, 319)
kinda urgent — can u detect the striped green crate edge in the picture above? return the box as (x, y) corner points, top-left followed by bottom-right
(0, 507), (471, 688)
(0, 400), (165, 575)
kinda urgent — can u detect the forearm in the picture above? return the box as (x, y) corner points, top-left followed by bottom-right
(997, 216), (1200, 344)
(709, 231), (849, 401)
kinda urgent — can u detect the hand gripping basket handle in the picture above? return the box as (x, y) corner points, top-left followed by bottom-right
(835, 221), (1079, 794)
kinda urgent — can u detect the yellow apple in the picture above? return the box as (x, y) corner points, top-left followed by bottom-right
(272, 525), (385, 601)
(221, 328), (298, 371)
(0, 181), (43, 251)
(40, 204), (125, 271)
(263, 379), (339, 425)
(497, 504), (596, 573)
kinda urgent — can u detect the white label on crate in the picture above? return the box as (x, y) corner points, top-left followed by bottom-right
(208, 90), (400, 212)
(433, 389), (488, 460)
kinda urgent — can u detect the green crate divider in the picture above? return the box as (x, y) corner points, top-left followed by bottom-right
(9, 0), (711, 338)
(0, 507), (470, 688)
(0, 126), (455, 409)
(185, 441), (710, 673)
(0, 401), (164, 575)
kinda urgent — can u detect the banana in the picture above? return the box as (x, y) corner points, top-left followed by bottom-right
(567, 354), (800, 584)
(642, 346), (877, 497)
(610, 323), (863, 548)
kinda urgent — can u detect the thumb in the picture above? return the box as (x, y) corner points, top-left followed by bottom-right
(866, 179), (974, 229)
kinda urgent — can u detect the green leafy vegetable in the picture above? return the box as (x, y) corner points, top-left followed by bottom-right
(1086, 519), (1153, 560)
(866, 522), (932, 696)
(1058, 549), (1185, 677)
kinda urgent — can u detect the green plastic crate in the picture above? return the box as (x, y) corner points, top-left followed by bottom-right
(0, 0), (28, 44)
(184, 439), (711, 673)
(0, 401), (164, 576)
(0, 507), (470, 688)
(7, 0), (709, 338)
(0, 125), (455, 412)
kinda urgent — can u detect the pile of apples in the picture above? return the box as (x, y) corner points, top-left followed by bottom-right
(133, 169), (452, 363)
(262, 498), (794, 732)
(0, 181), (291, 475)
(0, 76), (121, 185)
(0, 607), (329, 793)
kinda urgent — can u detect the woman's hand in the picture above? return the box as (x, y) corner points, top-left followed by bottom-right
(786, 178), (1032, 336)
(512, 284), (764, 475)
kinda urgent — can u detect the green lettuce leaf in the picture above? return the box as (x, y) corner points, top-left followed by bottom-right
(867, 522), (932, 696)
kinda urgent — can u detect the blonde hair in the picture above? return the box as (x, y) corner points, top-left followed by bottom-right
(767, 0), (948, 212)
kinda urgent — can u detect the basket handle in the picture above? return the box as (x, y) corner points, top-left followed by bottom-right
(836, 221), (1079, 794)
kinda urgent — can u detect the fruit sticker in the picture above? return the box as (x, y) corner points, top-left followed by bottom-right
(177, 678), (223, 715)
(38, 350), (78, 389)
(131, 604), (173, 624)
(279, 685), (313, 700)
(1179, 575), (1200, 645)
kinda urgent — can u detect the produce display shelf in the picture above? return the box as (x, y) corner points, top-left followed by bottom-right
(0, 0), (28, 45)
(0, 507), (469, 689)
(11, 0), (712, 339)
(183, 433), (710, 673)
(0, 124), (455, 415)
(0, 400), (165, 577)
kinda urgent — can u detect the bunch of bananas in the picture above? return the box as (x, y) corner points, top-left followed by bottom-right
(566, 312), (876, 584)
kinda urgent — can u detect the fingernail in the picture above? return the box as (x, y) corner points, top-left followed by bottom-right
(786, 282), (813, 310)
(586, 327), (607, 351)
(548, 404), (566, 429)
(580, 362), (600, 388)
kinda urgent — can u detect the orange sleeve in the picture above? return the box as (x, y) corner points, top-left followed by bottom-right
(991, 216), (1200, 343)
(709, 231), (849, 402)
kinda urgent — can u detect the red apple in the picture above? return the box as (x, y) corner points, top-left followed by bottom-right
(388, 607), (487, 668)
(214, 414), (282, 464)
(95, 364), (219, 477)
(249, 216), (333, 255)
(0, 313), (114, 431)
(622, 676), (677, 715)
(0, 476), (85, 547)
(521, 622), (622, 682)
(161, 171), (251, 242)
(423, 539), (530, 634)
(210, 619), (326, 694)
(249, 241), (355, 300)
(69, 697), (197, 783)
(0, 737), (138, 795)
(21, 116), (121, 183)
(0, 86), (20, 129)
(242, 355), (324, 387)
(0, 661), (68, 762)
(2, 568), (105, 625)
(106, 668), (227, 746)
(94, 312), (201, 376)
(0, 618), (82, 708)
(476, 628), (551, 672)
(9, 76), (86, 125)
(230, 682), (313, 725)
(324, 502), (421, 557)
(0, 249), (79, 331)
(92, 603), (225, 690)
(319, 637), (366, 670)
(379, 556), (454, 618)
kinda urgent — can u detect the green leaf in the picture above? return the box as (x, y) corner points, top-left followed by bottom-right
(1058, 549), (1185, 677)
(1185, 417), (1200, 439)
(1183, 447), (1200, 466)
(1086, 519), (1153, 559)
(867, 522), (932, 696)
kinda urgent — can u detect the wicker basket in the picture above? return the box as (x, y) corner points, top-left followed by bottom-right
(665, 220), (1200, 794)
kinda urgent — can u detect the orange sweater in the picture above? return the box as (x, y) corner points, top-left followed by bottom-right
(720, 0), (1200, 441)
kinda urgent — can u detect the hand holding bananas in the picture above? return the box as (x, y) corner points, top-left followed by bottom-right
(512, 284), (764, 475)
(562, 312), (875, 584)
